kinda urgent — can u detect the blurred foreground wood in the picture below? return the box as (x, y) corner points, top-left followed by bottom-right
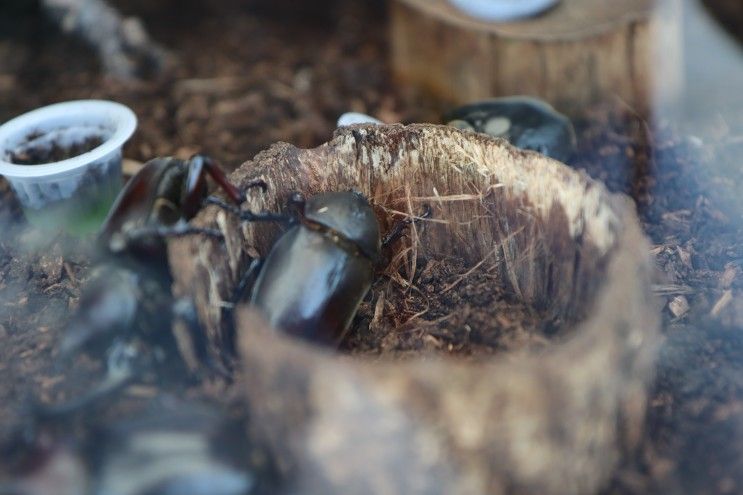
(390, 0), (683, 115)
(170, 124), (660, 494)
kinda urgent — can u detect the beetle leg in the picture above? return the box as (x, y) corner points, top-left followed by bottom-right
(59, 264), (139, 358)
(243, 178), (269, 192)
(204, 196), (293, 223)
(202, 179), (267, 207)
(232, 258), (263, 304)
(238, 209), (293, 222)
(382, 204), (433, 247)
(204, 196), (239, 213)
(171, 298), (232, 378)
(194, 155), (246, 204)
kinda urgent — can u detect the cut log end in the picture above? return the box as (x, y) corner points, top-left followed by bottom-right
(169, 123), (660, 494)
(390, 0), (683, 115)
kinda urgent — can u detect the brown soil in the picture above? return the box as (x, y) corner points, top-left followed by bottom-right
(1, 1), (742, 494)
(9, 134), (105, 165)
(345, 256), (557, 358)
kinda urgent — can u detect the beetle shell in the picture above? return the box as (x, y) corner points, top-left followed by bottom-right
(249, 191), (381, 344)
(304, 191), (381, 260)
(99, 157), (199, 257)
(250, 225), (375, 344)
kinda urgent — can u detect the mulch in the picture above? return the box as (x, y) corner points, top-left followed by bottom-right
(1, 1), (742, 493)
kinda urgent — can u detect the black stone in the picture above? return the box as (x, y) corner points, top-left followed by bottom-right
(445, 97), (576, 162)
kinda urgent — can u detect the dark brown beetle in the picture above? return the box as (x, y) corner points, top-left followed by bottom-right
(56, 155), (248, 411)
(224, 191), (428, 346)
(100, 154), (244, 260)
(249, 191), (382, 345)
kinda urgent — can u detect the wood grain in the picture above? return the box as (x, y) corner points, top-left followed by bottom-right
(169, 124), (660, 494)
(390, 0), (682, 115)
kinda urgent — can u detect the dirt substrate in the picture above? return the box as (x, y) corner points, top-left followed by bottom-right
(9, 134), (104, 165)
(345, 256), (557, 358)
(1, 1), (743, 494)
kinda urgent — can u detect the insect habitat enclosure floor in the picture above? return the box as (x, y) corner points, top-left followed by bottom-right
(1, 0), (743, 493)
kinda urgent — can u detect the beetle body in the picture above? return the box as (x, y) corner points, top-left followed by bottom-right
(100, 155), (242, 261)
(59, 155), (242, 403)
(249, 191), (381, 345)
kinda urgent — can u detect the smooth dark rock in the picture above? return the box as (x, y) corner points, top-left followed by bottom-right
(445, 96), (576, 162)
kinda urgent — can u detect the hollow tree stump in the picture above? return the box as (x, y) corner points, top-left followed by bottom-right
(169, 124), (660, 494)
(390, 0), (682, 115)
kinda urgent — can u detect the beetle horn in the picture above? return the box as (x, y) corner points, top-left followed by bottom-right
(190, 154), (245, 205)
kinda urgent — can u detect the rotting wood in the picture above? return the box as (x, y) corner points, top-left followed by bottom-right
(390, 0), (683, 115)
(169, 123), (660, 495)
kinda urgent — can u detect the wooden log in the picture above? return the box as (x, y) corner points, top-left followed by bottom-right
(169, 124), (660, 494)
(390, 0), (683, 115)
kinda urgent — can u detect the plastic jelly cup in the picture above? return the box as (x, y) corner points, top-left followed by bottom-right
(447, 0), (559, 21)
(0, 100), (137, 235)
(336, 112), (383, 127)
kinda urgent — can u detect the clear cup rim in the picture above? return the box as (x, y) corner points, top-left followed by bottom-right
(0, 100), (137, 179)
(447, 0), (559, 21)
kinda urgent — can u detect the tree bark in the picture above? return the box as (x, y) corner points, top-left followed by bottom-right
(390, 0), (683, 116)
(169, 124), (660, 494)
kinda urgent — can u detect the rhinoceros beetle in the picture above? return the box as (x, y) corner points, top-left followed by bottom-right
(212, 190), (430, 346)
(248, 191), (383, 344)
(56, 151), (428, 411)
(98, 154), (245, 260)
(53, 154), (258, 413)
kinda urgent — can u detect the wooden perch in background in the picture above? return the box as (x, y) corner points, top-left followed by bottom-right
(391, 0), (683, 116)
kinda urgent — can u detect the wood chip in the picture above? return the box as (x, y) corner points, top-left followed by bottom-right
(122, 158), (145, 177)
(720, 264), (738, 289)
(668, 296), (689, 319)
(370, 291), (386, 332)
(711, 290), (734, 317)
(676, 246), (693, 269)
